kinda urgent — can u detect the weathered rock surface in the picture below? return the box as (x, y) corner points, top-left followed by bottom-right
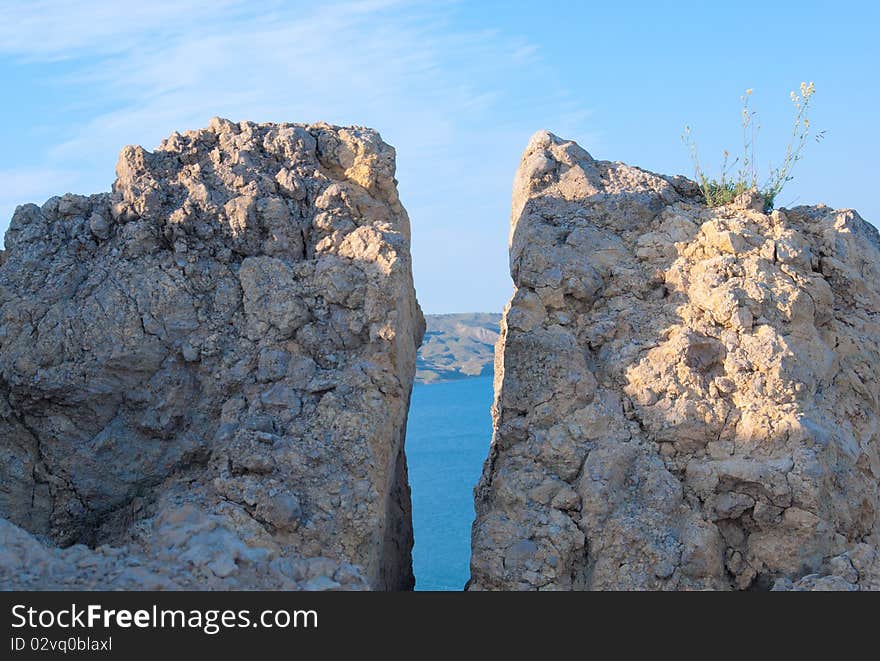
(470, 130), (880, 590)
(0, 117), (423, 590)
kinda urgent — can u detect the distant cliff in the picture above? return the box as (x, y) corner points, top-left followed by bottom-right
(416, 313), (500, 384)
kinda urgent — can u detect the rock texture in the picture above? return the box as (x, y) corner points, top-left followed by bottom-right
(0, 117), (423, 590)
(470, 131), (880, 590)
(416, 313), (500, 384)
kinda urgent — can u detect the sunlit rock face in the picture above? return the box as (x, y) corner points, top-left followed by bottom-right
(0, 118), (424, 590)
(470, 130), (880, 591)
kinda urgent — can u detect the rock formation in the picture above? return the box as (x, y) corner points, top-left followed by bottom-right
(0, 118), (423, 590)
(470, 131), (880, 590)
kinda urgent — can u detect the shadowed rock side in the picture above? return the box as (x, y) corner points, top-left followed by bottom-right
(0, 118), (424, 590)
(470, 130), (880, 591)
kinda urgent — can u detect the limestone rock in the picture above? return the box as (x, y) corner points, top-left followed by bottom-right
(0, 118), (423, 590)
(470, 130), (880, 590)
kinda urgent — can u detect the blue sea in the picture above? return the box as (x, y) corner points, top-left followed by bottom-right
(406, 375), (494, 591)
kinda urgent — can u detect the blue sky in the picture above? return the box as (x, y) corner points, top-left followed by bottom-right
(1, 0), (877, 313)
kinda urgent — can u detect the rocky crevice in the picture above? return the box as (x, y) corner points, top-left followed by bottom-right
(2, 120), (878, 592)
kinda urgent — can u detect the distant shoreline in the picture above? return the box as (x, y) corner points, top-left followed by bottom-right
(414, 371), (494, 386)
(415, 313), (500, 385)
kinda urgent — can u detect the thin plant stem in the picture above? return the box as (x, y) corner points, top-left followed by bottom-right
(681, 83), (821, 211)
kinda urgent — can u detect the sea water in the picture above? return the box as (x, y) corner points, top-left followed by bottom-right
(406, 375), (494, 591)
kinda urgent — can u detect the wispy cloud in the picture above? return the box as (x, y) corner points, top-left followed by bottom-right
(0, 167), (80, 226)
(0, 0), (246, 59)
(0, 0), (593, 312)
